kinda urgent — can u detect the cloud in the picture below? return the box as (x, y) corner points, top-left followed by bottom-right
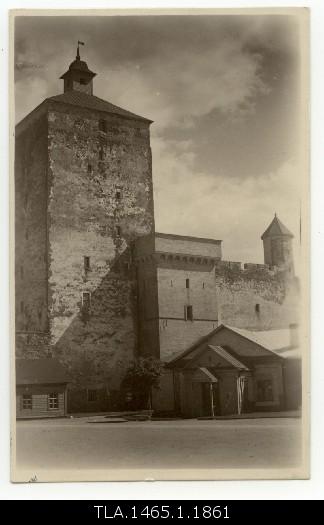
(13, 14), (302, 268)
(152, 135), (301, 269)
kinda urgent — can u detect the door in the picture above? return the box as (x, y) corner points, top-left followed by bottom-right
(201, 382), (220, 417)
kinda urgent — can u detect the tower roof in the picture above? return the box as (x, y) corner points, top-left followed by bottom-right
(60, 42), (96, 80)
(261, 214), (294, 240)
(48, 90), (153, 123)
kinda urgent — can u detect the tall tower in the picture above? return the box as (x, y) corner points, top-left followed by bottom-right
(15, 46), (155, 412)
(261, 214), (294, 273)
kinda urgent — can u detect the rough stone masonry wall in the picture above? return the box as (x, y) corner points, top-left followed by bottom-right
(215, 263), (299, 330)
(47, 103), (154, 410)
(15, 111), (50, 358)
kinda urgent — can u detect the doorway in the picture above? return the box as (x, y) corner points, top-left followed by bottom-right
(201, 382), (220, 417)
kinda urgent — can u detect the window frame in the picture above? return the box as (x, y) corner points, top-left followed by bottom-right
(22, 394), (32, 410)
(48, 392), (59, 410)
(256, 379), (274, 402)
(87, 389), (98, 402)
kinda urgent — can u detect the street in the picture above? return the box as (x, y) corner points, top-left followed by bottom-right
(15, 417), (302, 472)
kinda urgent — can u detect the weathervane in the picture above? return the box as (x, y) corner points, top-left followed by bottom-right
(76, 40), (85, 60)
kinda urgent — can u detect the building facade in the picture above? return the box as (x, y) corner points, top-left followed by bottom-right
(15, 50), (300, 415)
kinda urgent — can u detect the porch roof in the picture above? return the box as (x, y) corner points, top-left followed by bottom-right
(208, 345), (249, 370)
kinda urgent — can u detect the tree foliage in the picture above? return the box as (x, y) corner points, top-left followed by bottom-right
(122, 357), (163, 409)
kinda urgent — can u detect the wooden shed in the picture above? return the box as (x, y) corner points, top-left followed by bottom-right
(16, 358), (69, 419)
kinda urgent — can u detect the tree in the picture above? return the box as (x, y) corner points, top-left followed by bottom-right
(122, 357), (163, 410)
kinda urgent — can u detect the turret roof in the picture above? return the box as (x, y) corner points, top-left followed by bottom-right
(261, 214), (294, 240)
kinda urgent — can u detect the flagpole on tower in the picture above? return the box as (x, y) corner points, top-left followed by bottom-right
(76, 40), (85, 60)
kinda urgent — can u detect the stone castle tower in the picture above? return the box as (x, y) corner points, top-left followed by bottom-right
(15, 47), (155, 411)
(261, 214), (295, 274)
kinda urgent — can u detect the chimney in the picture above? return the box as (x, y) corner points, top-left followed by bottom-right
(289, 323), (299, 348)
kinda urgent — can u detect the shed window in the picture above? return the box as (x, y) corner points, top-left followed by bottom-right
(84, 256), (91, 272)
(186, 278), (190, 289)
(48, 392), (59, 410)
(22, 394), (32, 410)
(87, 389), (98, 402)
(257, 379), (273, 402)
(185, 305), (193, 321)
(99, 119), (107, 133)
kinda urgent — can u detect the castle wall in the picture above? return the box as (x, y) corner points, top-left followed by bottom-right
(15, 110), (50, 357)
(215, 263), (299, 330)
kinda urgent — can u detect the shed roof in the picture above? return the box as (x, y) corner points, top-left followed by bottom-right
(16, 358), (70, 385)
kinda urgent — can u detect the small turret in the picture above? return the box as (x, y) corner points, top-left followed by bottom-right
(59, 41), (96, 95)
(261, 214), (294, 274)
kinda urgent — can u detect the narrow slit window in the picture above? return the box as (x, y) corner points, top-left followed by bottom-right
(186, 278), (190, 289)
(84, 256), (91, 272)
(99, 119), (107, 133)
(116, 225), (121, 237)
(185, 305), (193, 321)
(87, 163), (92, 174)
(82, 292), (91, 313)
(116, 188), (121, 200)
(255, 303), (260, 313)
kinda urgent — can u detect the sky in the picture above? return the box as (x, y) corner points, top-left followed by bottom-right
(14, 14), (304, 267)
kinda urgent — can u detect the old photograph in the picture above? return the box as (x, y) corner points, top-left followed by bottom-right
(11, 9), (309, 482)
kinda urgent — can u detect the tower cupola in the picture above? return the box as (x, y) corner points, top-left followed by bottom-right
(60, 41), (96, 95)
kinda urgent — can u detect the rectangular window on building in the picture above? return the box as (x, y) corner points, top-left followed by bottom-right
(84, 256), (91, 272)
(87, 389), (98, 402)
(48, 392), (59, 410)
(186, 278), (190, 289)
(116, 225), (121, 237)
(22, 394), (32, 410)
(87, 163), (92, 174)
(185, 305), (193, 321)
(257, 379), (273, 402)
(116, 188), (121, 200)
(82, 292), (91, 312)
(255, 303), (260, 313)
(99, 119), (107, 133)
